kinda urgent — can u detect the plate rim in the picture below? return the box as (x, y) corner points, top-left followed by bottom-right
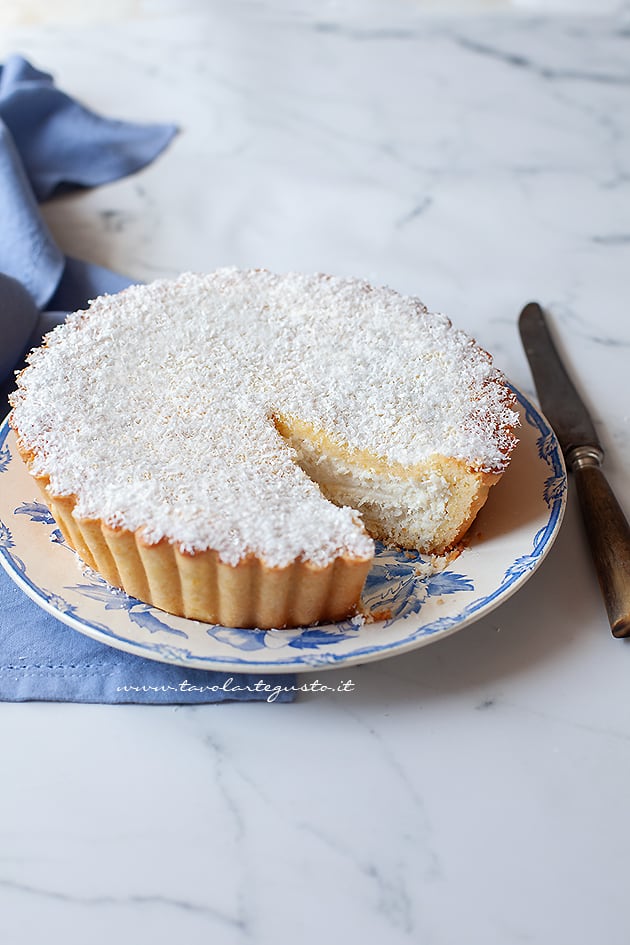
(0, 386), (567, 673)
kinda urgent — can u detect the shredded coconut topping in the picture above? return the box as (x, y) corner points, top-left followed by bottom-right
(10, 270), (518, 567)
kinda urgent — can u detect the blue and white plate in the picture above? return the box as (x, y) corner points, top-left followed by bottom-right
(0, 387), (566, 673)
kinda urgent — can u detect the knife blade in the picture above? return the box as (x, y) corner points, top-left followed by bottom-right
(519, 302), (602, 459)
(519, 302), (630, 638)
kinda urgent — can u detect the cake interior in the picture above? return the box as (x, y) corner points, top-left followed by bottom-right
(272, 415), (499, 555)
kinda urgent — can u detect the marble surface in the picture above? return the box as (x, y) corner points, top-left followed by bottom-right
(2, 2), (630, 943)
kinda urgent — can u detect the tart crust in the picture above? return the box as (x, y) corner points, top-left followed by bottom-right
(12, 430), (497, 629)
(13, 438), (371, 629)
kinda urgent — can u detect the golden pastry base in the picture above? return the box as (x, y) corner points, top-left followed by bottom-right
(15, 442), (370, 629)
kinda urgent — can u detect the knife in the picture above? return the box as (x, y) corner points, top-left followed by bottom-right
(519, 302), (630, 638)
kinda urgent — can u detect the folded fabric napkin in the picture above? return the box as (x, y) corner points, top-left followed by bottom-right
(0, 55), (296, 703)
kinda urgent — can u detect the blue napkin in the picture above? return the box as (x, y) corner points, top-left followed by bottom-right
(0, 571), (296, 704)
(0, 55), (296, 703)
(0, 54), (173, 324)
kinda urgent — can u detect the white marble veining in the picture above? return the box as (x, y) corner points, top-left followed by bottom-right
(2, 2), (630, 943)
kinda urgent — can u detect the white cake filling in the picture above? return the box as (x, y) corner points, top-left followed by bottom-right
(281, 426), (456, 549)
(10, 270), (518, 567)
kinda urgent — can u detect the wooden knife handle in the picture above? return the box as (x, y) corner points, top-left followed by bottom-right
(571, 448), (630, 638)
